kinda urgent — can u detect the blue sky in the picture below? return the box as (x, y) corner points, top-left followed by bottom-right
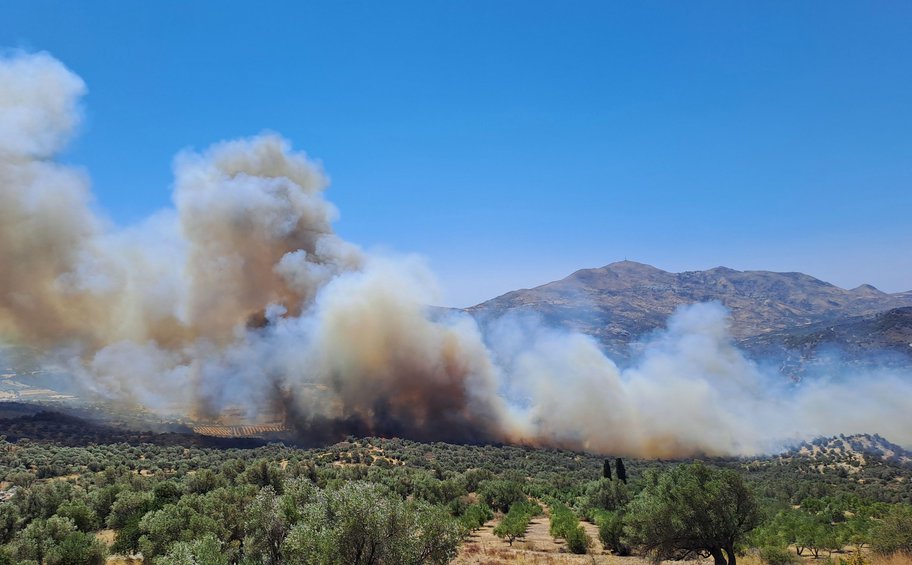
(4, 2), (911, 306)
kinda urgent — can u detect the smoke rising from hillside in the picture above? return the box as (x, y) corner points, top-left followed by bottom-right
(2, 51), (911, 456)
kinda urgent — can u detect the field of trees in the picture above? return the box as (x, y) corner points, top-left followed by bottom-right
(0, 410), (911, 564)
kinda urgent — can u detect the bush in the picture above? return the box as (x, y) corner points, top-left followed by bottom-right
(478, 480), (525, 513)
(460, 503), (493, 531)
(565, 524), (591, 554)
(549, 502), (590, 554)
(156, 534), (229, 565)
(280, 482), (461, 565)
(594, 510), (629, 555)
(549, 503), (576, 539)
(841, 552), (868, 565)
(493, 500), (540, 546)
(760, 545), (799, 565)
(586, 478), (630, 512)
(871, 505), (912, 556)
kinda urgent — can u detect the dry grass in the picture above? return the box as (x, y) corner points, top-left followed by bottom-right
(94, 529), (116, 546)
(97, 529), (144, 565)
(191, 423), (286, 437)
(738, 549), (912, 565)
(453, 508), (714, 565)
(453, 552), (912, 565)
(453, 513), (912, 565)
(870, 554), (912, 565)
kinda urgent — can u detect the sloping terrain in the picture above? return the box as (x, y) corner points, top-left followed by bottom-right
(0, 405), (272, 448)
(785, 433), (912, 468)
(468, 261), (912, 363)
(740, 307), (912, 372)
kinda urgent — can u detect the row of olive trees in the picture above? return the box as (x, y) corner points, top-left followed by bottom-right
(0, 465), (465, 565)
(135, 479), (463, 565)
(549, 501), (592, 554)
(589, 462), (912, 565)
(492, 500), (541, 547)
(3, 433), (912, 565)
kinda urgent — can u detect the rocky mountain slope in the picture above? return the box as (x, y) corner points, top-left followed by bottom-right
(785, 433), (912, 468)
(468, 260), (912, 363)
(741, 307), (912, 372)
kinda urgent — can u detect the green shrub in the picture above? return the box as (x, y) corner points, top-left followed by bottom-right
(478, 480), (525, 513)
(493, 500), (540, 546)
(841, 551), (868, 565)
(549, 503), (577, 539)
(549, 502), (590, 554)
(459, 503), (493, 531)
(759, 545), (799, 565)
(565, 524), (591, 554)
(871, 505), (912, 556)
(594, 510), (629, 555)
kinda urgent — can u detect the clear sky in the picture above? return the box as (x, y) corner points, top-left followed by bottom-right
(3, 2), (911, 306)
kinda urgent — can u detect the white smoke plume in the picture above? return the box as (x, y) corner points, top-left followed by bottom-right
(2, 51), (911, 457)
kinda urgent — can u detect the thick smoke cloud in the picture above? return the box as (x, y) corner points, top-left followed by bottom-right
(2, 51), (911, 457)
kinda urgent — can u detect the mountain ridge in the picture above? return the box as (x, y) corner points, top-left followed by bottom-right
(784, 433), (912, 468)
(468, 260), (912, 362)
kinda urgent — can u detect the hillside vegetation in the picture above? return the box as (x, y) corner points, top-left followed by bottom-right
(0, 412), (910, 564)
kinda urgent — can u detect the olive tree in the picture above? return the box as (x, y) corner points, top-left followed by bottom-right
(624, 462), (760, 565)
(14, 516), (105, 565)
(280, 482), (461, 565)
(871, 505), (912, 556)
(156, 534), (230, 565)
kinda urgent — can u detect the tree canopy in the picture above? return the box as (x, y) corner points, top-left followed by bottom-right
(871, 505), (912, 556)
(624, 462), (760, 565)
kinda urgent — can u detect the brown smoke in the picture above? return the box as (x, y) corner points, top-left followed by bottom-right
(2, 51), (912, 457)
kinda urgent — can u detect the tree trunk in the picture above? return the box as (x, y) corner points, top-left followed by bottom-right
(709, 547), (727, 565)
(724, 544), (737, 565)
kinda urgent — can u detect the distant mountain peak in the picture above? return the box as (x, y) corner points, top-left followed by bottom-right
(469, 261), (912, 362)
(580, 260), (669, 278)
(851, 283), (885, 295)
(705, 266), (740, 273)
(605, 259), (659, 269)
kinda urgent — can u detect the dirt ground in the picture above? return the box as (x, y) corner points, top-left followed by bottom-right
(453, 509), (693, 565)
(451, 510), (912, 565)
(97, 529), (141, 565)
